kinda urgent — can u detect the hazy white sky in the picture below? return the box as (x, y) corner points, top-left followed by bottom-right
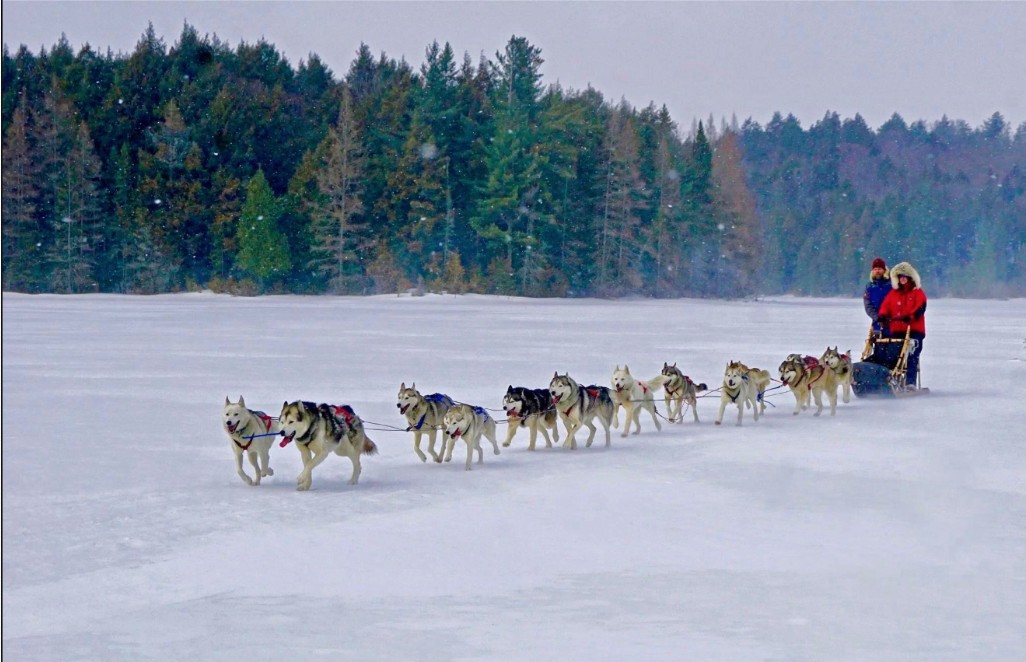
(4, 1), (1025, 130)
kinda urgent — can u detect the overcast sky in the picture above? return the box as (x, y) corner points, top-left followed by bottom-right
(4, 1), (1025, 131)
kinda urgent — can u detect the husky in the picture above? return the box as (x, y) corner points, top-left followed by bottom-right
(397, 383), (454, 463)
(778, 355), (833, 416)
(610, 365), (666, 437)
(739, 362), (772, 414)
(278, 401), (378, 490)
(714, 361), (764, 426)
(821, 346), (854, 404)
(548, 372), (616, 450)
(661, 362), (708, 423)
(223, 396), (278, 486)
(442, 404), (501, 470)
(502, 386), (560, 450)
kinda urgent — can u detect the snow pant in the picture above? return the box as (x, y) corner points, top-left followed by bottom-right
(906, 333), (924, 386)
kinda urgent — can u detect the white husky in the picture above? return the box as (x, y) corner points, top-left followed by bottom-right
(714, 361), (763, 426)
(222, 396), (277, 485)
(443, 404), (500, 470)
(610, 365), (666, 437)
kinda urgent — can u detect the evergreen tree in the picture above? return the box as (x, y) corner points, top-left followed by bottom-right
(235, 170), (290, 288)
(1, 105), (40, 290)
(310, 89), (368, 293)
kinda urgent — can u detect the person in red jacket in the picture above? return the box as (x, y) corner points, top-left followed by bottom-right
(877, 261), (927, 387)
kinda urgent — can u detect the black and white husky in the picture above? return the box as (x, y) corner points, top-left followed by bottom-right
(548, 372), (615, 450)
(502, 385), (560, 450)
(661, 363), (708, 423)
(222, 396), (278, 486)
(278, 401), (378, 490)
(443, 403), (501, 470)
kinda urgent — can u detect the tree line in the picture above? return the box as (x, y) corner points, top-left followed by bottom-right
(3, 25), (1024, 297)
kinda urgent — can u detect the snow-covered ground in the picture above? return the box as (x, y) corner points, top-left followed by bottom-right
(3, 292), (1025, 661)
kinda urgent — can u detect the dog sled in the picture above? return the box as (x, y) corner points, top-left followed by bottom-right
(852, 326), (929, 398)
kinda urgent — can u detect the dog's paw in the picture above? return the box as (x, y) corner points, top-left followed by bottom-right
(714, 421), (722, 426)
(239, 473), (254, 486)
(416, 451), (428, 463)
(434, 455), (443, 463)
(262, 468), (274, 477)
(296, 483), (310, 491)
(502, 441), (511, 447)
(348, 477), (359, 485)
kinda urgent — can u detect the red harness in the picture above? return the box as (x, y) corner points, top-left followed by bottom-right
(235, 414), (273, 451)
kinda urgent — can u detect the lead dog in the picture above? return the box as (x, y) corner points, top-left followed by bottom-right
(549, 372), (616, 450)
(502, 385), (560, 450)
(610, 365), (666, 437)
(715, 361), (763, 426)
(397, 383), (453, 463)
(821, 346), (853, 404)
(278, 401), (378, 490)
(661, 363), (707, 423)
(443, 404), (501, 470)
(222, 396), (277, 485)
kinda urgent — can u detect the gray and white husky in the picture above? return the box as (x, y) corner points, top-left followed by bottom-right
(610, 365), (668, 436)
(548, 372), (616, 450)
(820, 346), (853, 404)
(502, 385), (560, 450)
(278, 401), (378, 490)
(223, 396), (278, 485)
(397, 383), (454, 463)
(443, 404), (501, 470)
(661, 363), (708, 423)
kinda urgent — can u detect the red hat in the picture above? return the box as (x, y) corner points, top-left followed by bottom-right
(871, 257), (887, 270)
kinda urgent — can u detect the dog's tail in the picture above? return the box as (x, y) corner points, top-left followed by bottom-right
(364, 437), (378, 455)
(643, 374), (670, 392)
(694, 382), (708, 393)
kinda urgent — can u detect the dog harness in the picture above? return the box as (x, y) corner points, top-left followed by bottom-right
(410, 394), (453, 431)
(234, 414), (273, 451)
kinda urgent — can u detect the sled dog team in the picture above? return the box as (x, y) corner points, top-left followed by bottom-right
(223, 348), (854, 489)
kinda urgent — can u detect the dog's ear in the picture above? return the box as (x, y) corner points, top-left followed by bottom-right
(507, 385), (513, 393)
(663, 362), (667, 369)
(624, 364), (629, 373)
(225, 396), (231, 406)
(411, 382), (416, 390)
(553, 371), (559, 379)
(238, 395), (245, 408)
(400, 382), (406, 391)
(673, 362), (677, 368)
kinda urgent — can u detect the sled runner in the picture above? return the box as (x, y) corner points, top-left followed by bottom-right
(853, 327), (929, 398)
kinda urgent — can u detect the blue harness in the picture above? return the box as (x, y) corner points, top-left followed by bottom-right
(412, 393), (454, 430)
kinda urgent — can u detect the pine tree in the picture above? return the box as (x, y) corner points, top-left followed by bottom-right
(235, 170), (290, 289)
(310, 88), (368, 293)
(1, 106), (40, 290)
(47, 121), (105, 292)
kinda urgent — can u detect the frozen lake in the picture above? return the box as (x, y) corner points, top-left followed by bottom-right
(3, 292), (1025, 660)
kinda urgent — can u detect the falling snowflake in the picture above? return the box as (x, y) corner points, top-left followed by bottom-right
(420, 143), (438, 160)
(667, 169), (680, 181)
(118, 99), (124, 105)
(154, 199), (162, 205)
(257, 215), (264, 221)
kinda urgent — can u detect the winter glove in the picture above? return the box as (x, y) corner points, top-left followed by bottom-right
(898, 316), (912, 324)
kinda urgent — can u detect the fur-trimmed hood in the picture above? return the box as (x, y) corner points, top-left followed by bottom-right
(890, 262), (921, 289)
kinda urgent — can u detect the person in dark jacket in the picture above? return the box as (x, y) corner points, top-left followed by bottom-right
(863, 257), (892, 334)
(878, 262), (927, 388)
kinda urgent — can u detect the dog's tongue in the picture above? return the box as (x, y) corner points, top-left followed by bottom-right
(279, 433), (295, 448)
